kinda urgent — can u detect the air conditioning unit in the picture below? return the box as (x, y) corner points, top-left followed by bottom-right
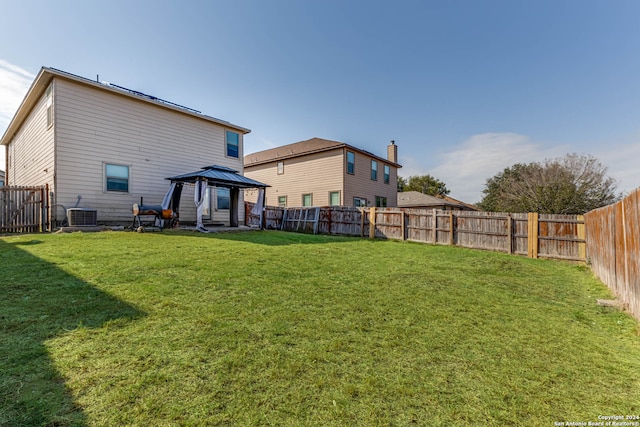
(67, 208), (98, 226)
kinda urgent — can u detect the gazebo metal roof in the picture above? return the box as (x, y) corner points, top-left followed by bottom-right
(166, 165), (269, 189)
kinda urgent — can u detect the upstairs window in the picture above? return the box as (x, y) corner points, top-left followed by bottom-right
(277, 161), (284, 175)
(371, 160), (378, 181)
(384, 165), (390, 184)
(226, 131), (239, 158)
(45, 84), (53, 128)
(346, 151), (355, 174)
(105, 164), (129, 192)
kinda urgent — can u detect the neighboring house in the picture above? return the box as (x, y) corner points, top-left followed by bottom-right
(436, 194), (479, 211)
(0, 170), (4, 186)
(397, 191), (477, 210)
(0, 67), (256, 226)
(244, 138), (402, 208)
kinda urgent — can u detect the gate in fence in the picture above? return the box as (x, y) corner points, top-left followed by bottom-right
(0, 186), (48, 233)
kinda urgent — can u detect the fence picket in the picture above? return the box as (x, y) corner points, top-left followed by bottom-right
(0, 186), (47, 233)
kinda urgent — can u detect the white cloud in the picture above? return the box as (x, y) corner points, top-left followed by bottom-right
(0, 60), (35, 170)
(428, 133), (566, 203)
(594, 139), (640, 196)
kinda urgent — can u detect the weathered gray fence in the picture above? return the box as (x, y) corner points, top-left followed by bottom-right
(0, 186), (48, 233)
(246, 203), (585, 261)
(585, 187), (640, 321)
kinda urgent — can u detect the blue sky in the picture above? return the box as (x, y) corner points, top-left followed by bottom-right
(2, 0), (640, 203)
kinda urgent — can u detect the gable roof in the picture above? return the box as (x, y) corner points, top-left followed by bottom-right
(397, 191), (466, 209)
(436, 194), (479, 211)
(1, 67), (250, 146)
(244, 137), (402, 168)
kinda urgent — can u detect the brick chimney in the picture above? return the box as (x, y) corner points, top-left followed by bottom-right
(387, 140), (398, 164)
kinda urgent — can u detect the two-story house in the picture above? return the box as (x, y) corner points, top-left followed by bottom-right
(244, 138), (401, 208)
(1, 67), (259, 226)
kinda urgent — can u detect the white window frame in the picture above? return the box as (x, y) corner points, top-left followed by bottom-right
(302, 193), (313, 207)
(104, 163), (130, 193)
(329, 191), (341, 206)
(45, 84), (54, 128)
(277, 161), (284, 175)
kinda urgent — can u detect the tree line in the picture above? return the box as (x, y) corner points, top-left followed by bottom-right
(398, 153), (620, 214)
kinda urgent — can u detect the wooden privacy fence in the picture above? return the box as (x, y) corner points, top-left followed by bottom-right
(0, 186), (48, 233)
(584, 188), (640, 321)
(246, 203), (585, 261)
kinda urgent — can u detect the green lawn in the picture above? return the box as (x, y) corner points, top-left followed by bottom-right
(1, 230), (639, 426)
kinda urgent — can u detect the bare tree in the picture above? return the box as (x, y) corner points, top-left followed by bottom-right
(478, 154), (620, 214)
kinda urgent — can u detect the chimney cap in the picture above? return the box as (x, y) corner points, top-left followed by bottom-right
(390, 140), (395, 145)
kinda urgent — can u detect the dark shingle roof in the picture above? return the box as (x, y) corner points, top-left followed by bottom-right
(397, 191), (465, 209)
(244, 137), (401, 168)
(167, 165), (269, 188)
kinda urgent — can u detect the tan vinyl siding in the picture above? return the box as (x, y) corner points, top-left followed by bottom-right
(6, 83), (55, 188)
(54, 78), (244, 224)
(245, 149), (344, 207)
(343, 148), (398, 207)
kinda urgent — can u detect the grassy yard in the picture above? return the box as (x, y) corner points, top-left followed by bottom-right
(1, 230), (639, 426)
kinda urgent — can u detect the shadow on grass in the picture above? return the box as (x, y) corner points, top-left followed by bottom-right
(161, 228), (364, 246)
(0, 239), (144, 426)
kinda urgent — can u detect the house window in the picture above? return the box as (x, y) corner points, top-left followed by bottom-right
(384, 165), (390, 184)
(105, 164), (129, 192)
(302, 193), (312, 207)
(278, 195), (287, 207)
(353, 197), (367, 207)
(329, 191), (340, 206)
(45, 84), (53, 128)
(376, 196), (387, 207)
(346, 151), (355, 174)
(371, 160), (378, 181)
(217, 187), (230, 210)
(226, 131), (239, 158)
(277, 161), (284, 175)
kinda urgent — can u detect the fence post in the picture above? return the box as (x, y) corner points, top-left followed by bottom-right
(369, 207), (376, 239)
(448, 211), (454, 246)
(507, 214), (513, 254)
(577, 214), (586, 261)
(527, 212), (539, 258)
(401, 210), (406, 241)
(432, 209), (437, 243)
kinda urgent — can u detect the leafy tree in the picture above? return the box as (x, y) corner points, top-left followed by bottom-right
(478, 153), (620, 214)
(398, 174), (450, 196)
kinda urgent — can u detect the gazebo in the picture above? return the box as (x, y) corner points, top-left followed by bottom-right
(165, 165), (269, 230)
